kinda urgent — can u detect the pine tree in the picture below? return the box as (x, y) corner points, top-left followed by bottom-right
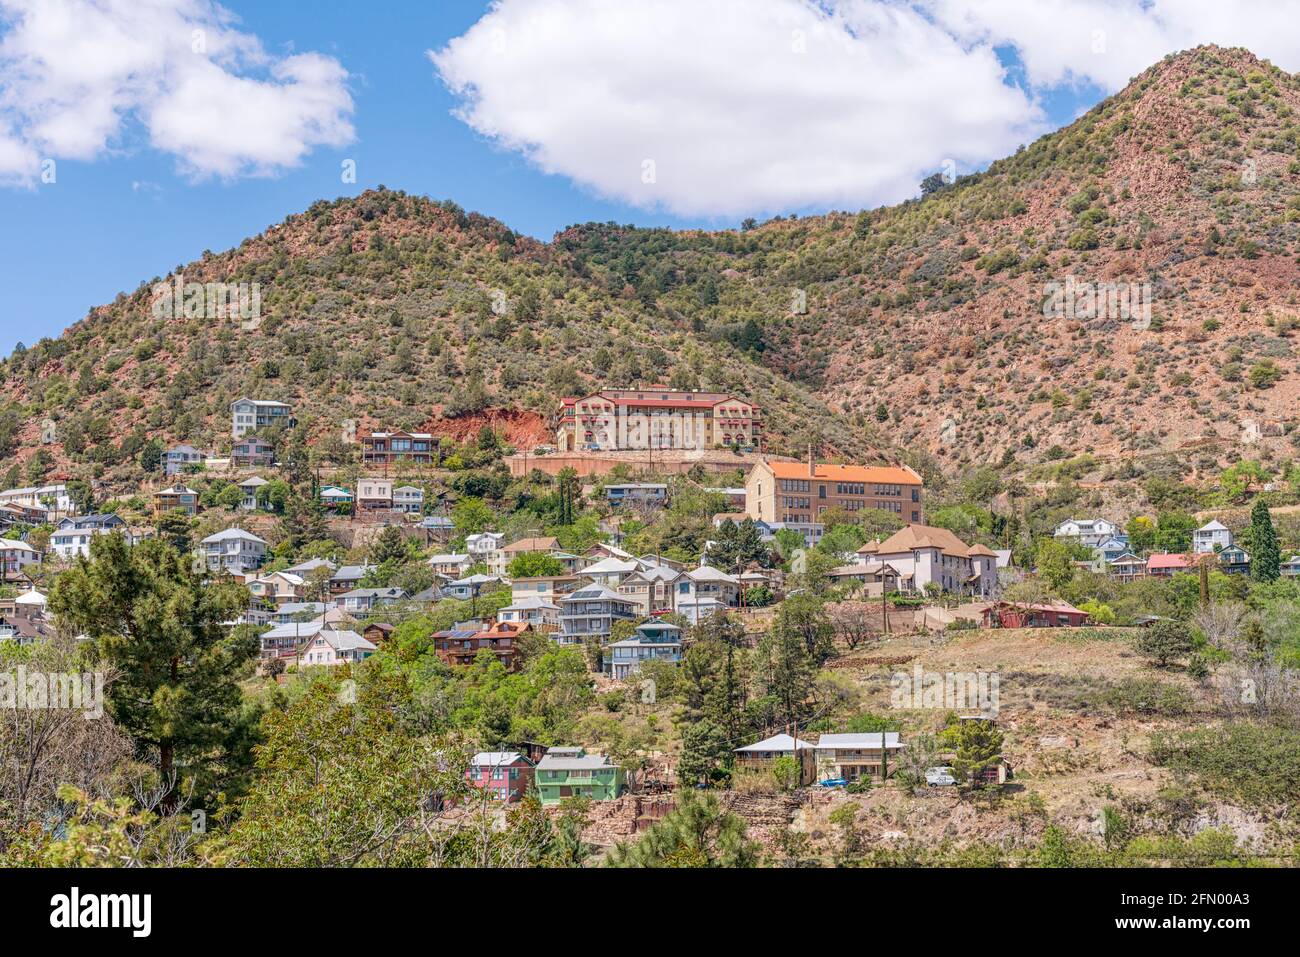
(557, 467), (579, 526)
(951, 720), (1005, 789)
(139, 438), (163, 472)
(756, 623), (813, 728)
(49, 534), (255, 804)
(1250, 498), (1280, 582)
(280, 491), (330, 549)
(605, 792), (759, 867)
(155, 511), (193, 554)
(370, 524), (410, 565)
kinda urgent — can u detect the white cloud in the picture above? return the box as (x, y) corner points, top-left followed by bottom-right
(0, 121), (39, 183)
(430, 0), (1046, 218)
(0, 0), (354, 186)
(922, 0), (1300, 92)
(431, 0), (1300, 218)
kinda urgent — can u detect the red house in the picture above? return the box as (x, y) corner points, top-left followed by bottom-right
(1145, 553), (1194, 578)
(465, 751), (534, 803)
(982, 601), (1091, 628)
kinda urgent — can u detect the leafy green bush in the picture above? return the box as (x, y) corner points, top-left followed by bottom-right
(1150, 722), (1300, 809)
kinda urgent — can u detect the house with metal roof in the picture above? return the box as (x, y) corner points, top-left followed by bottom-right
(1107, 552), (1148, 582)
(1146, 553), (1194, 578)
(298, 628), (376, 667)
(674, 564), (741, 623)
(268, 601), (328, 624)
(604, 482), (668, 509)
(615, 564), (681, 616)
(285, 557), (337, 576)
(199, 527), (267, 574)
(51, 513), (131, 560)
(0, 537), (42, 581)
(1193, 519), (1233, 554)
(577, 555), (643, 587)
(557, 583), (638, 644)
(1216, 545), (1251, 575)
(334, 587), (407, 614)
(534, 747), (625, 804)
(393, 485), (425, 514)
(466, 752), (535, 803)
(442, 573), (505, 601)
(1052, 517), (1121, 547)
(319, 486), (353, 511)
(498, 594), (561, 629)
(237, 475), (270, 511)
(328, 564), (372, 595)
(606, 618), (683, 680)
(814, 732), (904, 784)
(733, 733), (817, 784)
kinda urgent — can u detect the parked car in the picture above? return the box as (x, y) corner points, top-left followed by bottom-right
(925, 767), (956, 787)
(817, 778), (848, 789)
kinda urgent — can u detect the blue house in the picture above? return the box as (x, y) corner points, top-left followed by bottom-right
(1094, 534), (1131, 570)
(1217, 545), (1251, 576)
(606, 618), (684, 681)
(319, 486), (353, 511)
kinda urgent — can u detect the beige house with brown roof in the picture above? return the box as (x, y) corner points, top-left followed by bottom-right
(856, 524), (997, 596)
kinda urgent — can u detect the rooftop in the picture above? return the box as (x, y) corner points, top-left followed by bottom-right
(816, 732), (903, 749)
(735, 733), (815, 753)
(764, 460), (921, 485)
(873, 524), (976, 559)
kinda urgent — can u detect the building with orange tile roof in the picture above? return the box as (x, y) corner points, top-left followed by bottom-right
(744, 457), (924, 526)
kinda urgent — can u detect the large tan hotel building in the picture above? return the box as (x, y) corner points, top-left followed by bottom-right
(745, 459), (925, 525)
(557, 388), (761, 452)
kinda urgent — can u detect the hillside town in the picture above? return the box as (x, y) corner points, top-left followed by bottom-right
(2, 11), (1300, 905)
(3, 375), (1299, 871)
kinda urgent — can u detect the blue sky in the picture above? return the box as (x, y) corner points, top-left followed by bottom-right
(0, 0), (1289, 357)
(3, 1), (659, 356)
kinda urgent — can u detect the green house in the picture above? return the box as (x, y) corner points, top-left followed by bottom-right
(534, 747), (625, 805)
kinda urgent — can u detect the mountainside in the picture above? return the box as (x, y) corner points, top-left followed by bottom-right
(3, 45), (1300, 500)
(0, 191), (878, 489)
(555, 45), (1300, 490)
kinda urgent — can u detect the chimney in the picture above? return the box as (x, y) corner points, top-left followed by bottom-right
(807, 443), (814, 478)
